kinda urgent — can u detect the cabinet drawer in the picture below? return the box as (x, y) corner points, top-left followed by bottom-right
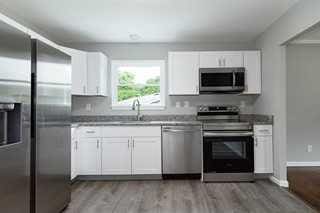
(78, 127), (101, 138)
(254, 125), (272, 136)
(101, 126), (161, 137)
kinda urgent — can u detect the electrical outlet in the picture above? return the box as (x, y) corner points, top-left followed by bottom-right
(85, 103), (92, 111)
(307, 145), (313, 153)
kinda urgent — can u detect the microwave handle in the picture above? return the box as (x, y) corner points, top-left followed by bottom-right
(232, 72), (236, 87)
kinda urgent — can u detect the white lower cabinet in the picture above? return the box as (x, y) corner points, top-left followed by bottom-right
(78, 138), (101, 175)
(254, 125), (273, 174)
(76, 126), (162, 177)
(101, 137), (131, 175)
(132, 137), (162, 175)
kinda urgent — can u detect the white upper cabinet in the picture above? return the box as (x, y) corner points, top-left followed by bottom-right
(68, 49), (88, 95)
(222, 51), (243, 67)
(199, 51), (221, 68)
(243, 51), (261, 94)
(199, 51), (243, 68)
(87, 52), (108, 96)
(64, 47), (108, 96)
(168, 52), (199, 95)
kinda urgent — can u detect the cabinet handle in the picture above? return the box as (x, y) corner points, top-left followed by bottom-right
(218, 59), (221, 67)
(196, 85), (199, 93)
(128, 139), (130, 148)
(75, 141), (78, 150)
(223, 58), (226, 67)
(132, 139), (134, 148)
(83, 86), (86, 94)
(254, 137), (258, 146)
(86, 130), (95, 134)
(97, 140), (99, 149)
(96, 86), (99, 94)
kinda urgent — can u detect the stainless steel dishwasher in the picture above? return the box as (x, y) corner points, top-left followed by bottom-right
(162, 126), (202, 176)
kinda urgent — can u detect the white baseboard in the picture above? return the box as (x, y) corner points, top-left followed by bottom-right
(269, 176), (289, 188)
(287, 161), (320, 167)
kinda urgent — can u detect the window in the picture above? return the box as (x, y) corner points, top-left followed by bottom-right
(111, 60), (165, 110)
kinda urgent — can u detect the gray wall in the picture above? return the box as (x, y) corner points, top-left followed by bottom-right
(286, 44), (320, 162)
(66, 42), (258, 116)
(254, 0), (320, 182)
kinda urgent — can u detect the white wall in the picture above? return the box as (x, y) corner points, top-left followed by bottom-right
(254, 0), (320, 182)
(67, 42), (258, 116)
(286, 44), (320, 162)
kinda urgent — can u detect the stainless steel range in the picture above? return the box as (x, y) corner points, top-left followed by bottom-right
(198, 105), (254, 182)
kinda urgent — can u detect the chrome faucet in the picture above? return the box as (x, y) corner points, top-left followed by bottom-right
(132, 98), (142, 121)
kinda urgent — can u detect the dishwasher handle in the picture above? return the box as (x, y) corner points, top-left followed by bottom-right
(162, 127), (201, 133)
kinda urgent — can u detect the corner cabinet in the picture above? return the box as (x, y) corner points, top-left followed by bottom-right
(64, 47), (108, 96)
(254, 125), (273, 174)
(168, 52), (199, 95)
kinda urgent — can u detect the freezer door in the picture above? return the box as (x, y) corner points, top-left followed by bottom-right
(0, 21), (31, 212)
(31, 40), (71, 213)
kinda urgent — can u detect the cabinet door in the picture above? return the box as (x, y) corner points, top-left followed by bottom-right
(78, 138), (101, 175)
(168, 52), (199, 95)
(101, 138), (132, 175)
(70, 49), (87, 95)
(132, 137), (161, 175)
(254, 136), (273, 174)
(243, 51), (261, 94)
(71, 139), (78, 180)
(87, 52), (108, 96)
(199, 52), (221, 68)
(222, 51), (243, 67)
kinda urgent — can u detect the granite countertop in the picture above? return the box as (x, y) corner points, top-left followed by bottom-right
(73, 120), (202, 127)
(72, 114), (273, 127)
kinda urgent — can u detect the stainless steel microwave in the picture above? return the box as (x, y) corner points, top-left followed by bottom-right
(199, 68), (245, 94)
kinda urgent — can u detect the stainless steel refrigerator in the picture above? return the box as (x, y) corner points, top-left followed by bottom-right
(0, 20), (71, 213)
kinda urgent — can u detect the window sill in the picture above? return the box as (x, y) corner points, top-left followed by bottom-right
(111, 105), (166, 111)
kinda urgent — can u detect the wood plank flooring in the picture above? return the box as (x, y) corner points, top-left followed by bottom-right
(288, 167), (320, 212)
(63, 180), (316, 213)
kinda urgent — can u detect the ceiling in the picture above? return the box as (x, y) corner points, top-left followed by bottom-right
(0, 0), (299, 43)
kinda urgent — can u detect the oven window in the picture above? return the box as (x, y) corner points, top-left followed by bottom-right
(203, 136), (254, 173)
(212, 141), (247, 159)
(201, 73), (233, 87)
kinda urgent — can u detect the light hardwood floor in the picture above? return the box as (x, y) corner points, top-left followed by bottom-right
(64, 180), (316, 213)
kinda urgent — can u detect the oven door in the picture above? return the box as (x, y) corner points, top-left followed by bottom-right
(203, 132), (254, 173)
(199, 68), (245, 93)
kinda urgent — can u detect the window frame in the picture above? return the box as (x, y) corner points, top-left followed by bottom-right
(111, 60), (166, 110)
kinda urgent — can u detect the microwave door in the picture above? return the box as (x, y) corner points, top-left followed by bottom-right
(199, 68), (245, 93)
(200, 72), (234, 92)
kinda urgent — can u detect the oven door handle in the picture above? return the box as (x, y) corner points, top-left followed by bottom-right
(203, 132), (253, 137)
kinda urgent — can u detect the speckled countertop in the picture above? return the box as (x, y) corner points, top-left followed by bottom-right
(72, 114), (273, 127)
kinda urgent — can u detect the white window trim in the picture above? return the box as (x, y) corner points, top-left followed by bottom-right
(111, 60), (166, 110)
